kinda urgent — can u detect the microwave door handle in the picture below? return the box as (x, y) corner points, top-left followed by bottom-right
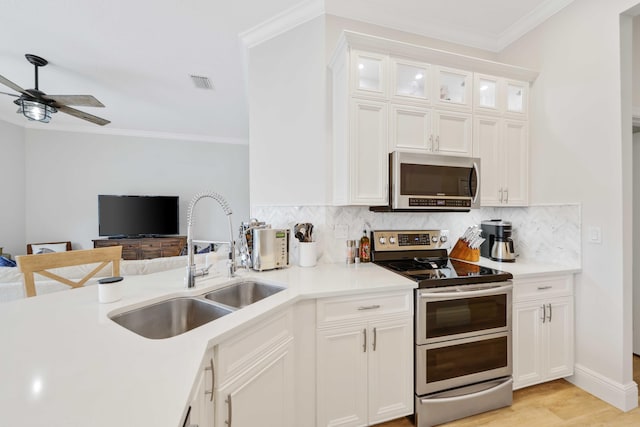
(471, 161), (480, 204)
(419, 284), (513, 299)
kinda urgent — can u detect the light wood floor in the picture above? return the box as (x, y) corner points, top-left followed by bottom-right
(375, 355), (640, 427)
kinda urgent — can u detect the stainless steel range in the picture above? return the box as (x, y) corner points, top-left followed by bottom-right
(371, 229), (514, 427)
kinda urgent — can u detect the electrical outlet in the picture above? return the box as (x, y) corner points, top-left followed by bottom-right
(334, 224), (348, 239)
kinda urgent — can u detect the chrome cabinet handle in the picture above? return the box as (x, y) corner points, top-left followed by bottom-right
(429, 135), (434, 151)
(541, 304), (546, 323)
(204, 358), (214, 402)
(225, 394), (232, 426)
(547, 303), (552, 322)
(504, 188), (509, 203)
(363, 328), (367, 352)
(436, 135), (440, 151)
(499, 188), (503, 203)
(373, 327), (377, 351)
(358, 304), (381, 311)
(537, 286), (553, 290)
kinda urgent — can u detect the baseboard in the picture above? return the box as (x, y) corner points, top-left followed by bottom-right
(566, 363), (638, 411)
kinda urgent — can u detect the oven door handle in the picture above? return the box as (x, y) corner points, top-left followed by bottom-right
(419, 284), (512, 299)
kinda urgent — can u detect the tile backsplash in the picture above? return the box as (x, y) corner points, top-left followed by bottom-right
(251, 204), (581, 267)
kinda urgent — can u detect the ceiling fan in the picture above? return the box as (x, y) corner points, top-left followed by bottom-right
(0, 54), (110, 126)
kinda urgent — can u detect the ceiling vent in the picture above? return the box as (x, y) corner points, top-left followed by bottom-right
(190, 75), (214, 90)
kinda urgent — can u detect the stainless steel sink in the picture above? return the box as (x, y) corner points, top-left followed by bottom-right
(204, 280), (285, 309)
(110, 297), (233, 339)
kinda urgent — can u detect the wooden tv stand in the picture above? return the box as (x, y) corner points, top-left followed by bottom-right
(93, 236), (187, 260)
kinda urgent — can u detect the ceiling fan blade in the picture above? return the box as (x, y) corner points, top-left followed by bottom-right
(0, 73), (31, 97)
(43, 94), (105, 108)
(0, 90), (19, 97)
(57, 105), (110, 126)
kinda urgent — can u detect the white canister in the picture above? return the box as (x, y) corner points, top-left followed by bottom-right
(298, 241), (318, 267)
(98, 277), (124, 303)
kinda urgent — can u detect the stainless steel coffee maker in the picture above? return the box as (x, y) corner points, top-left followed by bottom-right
(480, 219), (516, 262)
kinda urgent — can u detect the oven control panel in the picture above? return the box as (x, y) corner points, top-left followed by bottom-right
(372, 230), (449, 251)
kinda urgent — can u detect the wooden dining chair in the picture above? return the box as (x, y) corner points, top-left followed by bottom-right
(17, 246), (122, 298)
(26, 241), (73, 254)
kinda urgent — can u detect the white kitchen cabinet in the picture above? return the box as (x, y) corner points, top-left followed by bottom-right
(333, 96), (389, 206)
(215, 340), (294, 427)
(351, 50), (388, 99)
(473, 73), (529, 119)
(214, 309), (294, 427)
(390, 104), (433, 151)
(390, 105), (472, 157)
(390, 58), (431, 104)
(433, 66), (472, 111)
(330, 31), (537, 206)
(513, 274), (574, 390)
(186, 350), (215, 427)
(433, 109), (473, 156)
(475, 116), (528, 206)
(316, 292), (413, 427)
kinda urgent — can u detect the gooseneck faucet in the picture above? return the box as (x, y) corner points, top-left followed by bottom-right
(186, 192), (236, 288)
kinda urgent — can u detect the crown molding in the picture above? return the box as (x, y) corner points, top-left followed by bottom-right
(328, 0), (575, 53)
(0, 116), (248, 145)
(496, 0), (575, 51)
(239, 0), (325, 49)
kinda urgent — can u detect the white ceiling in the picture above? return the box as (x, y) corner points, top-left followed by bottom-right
(0, 0), (573, 142)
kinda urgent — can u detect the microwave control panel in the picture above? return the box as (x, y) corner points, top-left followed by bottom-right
(371, 230), (449, 251)
(408, 198), (471, 208)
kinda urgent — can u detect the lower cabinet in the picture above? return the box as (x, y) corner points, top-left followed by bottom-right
(316, 292), (414, 427)
(513, 274), (574, 389)
(185, 350), (215, 427)
(215, 340), (294, 427)
(214, 309), (295, 427)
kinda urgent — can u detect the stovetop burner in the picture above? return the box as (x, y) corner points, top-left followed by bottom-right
(370, 229), (513, 288)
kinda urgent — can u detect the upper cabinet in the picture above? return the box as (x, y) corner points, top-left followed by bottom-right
(329, 31), (538, 207)
(390, 58), (431, 103)
(474, 73), (529, 118)
(434, 66), (472, 111)
(351, 50), (388, 99)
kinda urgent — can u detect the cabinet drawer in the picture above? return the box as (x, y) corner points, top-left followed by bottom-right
(317, 291), (412, 327)
(215, 309), (293, 386)
(513, 275), (573, 301)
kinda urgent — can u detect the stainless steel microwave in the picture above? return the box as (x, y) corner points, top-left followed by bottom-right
(380, 151), (480, 211)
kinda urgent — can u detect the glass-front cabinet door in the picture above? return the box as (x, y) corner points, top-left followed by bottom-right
(473, 74), (500, 114)
(433, 66), (472, 111)
(506, 80), (528, 117)
(351, 50), (387, 98)
(391, 59), (430, 103)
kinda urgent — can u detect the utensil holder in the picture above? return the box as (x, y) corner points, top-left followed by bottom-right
(299, 241), (318, 267)
(449, 239), (479, 262)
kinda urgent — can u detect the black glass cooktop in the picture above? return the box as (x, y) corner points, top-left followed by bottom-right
(373, 251), (512, 288)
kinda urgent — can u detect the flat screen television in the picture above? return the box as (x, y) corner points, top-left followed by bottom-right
(98, 195), (179, 237)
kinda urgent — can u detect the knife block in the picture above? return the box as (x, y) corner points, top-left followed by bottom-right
(449, 239), (479, 262)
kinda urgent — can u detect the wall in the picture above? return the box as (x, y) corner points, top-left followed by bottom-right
(498, 0), (639, 410)
(24, 129), (249, 252)
(248, 15), (328, 206)
(0, 120), (25, 256)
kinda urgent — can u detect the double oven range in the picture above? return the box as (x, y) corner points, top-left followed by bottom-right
(371, 230), (514, 427)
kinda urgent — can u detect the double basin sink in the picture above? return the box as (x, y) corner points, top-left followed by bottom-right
(109, 280), (285, 339)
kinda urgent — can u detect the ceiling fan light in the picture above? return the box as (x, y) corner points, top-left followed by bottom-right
(17, 99), (56, 123)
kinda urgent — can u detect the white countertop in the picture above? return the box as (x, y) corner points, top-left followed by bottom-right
(472, 257), (581, 279)
(0, 262), (416, 427)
